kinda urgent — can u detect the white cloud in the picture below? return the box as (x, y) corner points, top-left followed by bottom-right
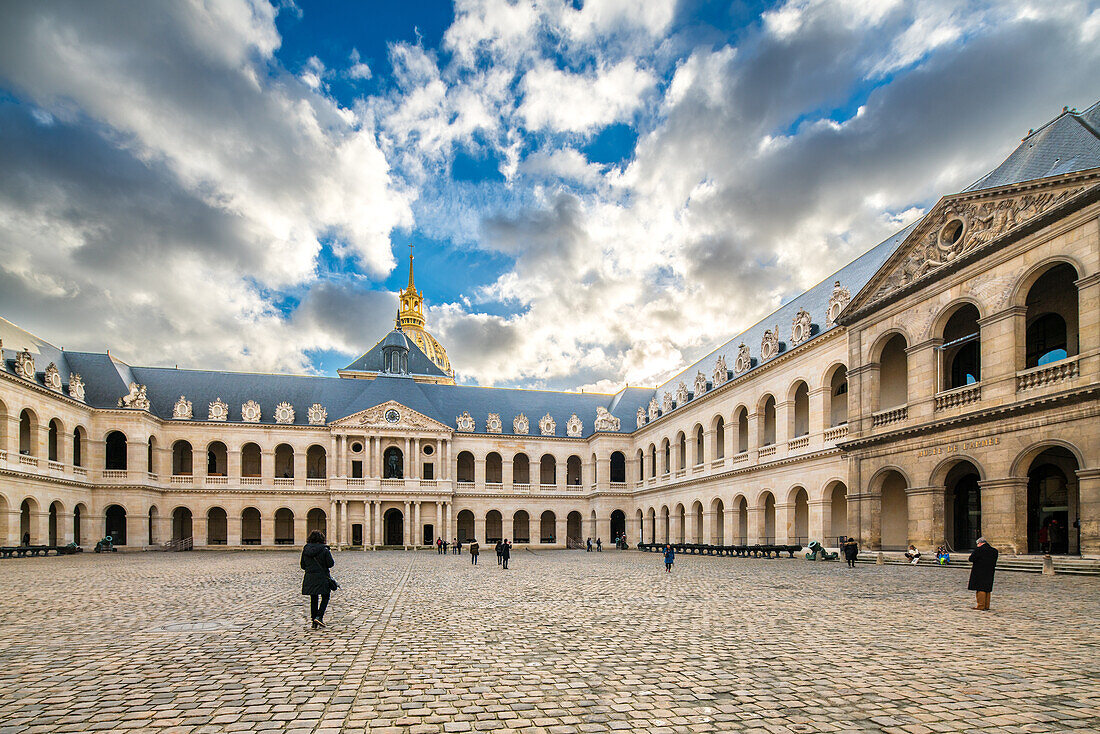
(518, 60), (657, 134)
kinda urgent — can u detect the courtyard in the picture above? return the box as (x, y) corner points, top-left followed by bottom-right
(0, 550), (1098, 734)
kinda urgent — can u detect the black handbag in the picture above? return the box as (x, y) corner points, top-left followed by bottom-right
(328, 577), (339, 591)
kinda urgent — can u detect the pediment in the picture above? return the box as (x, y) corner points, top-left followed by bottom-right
(844, 174), (1100, 320)
(330, 401), (451, 433)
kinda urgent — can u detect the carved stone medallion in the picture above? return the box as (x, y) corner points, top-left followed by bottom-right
(734, 343), (751, 374)
(274, 401), (295, 424)
(647, 398), (659, 421)
(513, 413), (529, 435)
(308, 403), (327, 425)
(241, 400), (261, 423)
(636, 407), (646, 429)
(44, 362), (62, 391)
(760, 326), (780, 361)
(595, 406), (621, 432)
(14, 349), (34, 381)
(486, 413), (502, 434)
(539, 413), (556, 436)
(566, 413), (583, 437)
(791, 309), (812, 346)
(172, 396), (193, 420)
(68, 373), (85, 402)
(118, 382), (150, 410)
(456, 411), (475, 432)
(713, 355), (729, 387)
(693, 370), (708, 398)
(826, 281), (851, 326)
(208, 397), (229, 422)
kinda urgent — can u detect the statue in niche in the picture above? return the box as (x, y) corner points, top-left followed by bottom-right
(384, 447), (404, 479)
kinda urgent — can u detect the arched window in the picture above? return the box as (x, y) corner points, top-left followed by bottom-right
(878, 334), (908, 408)
(636, 449), (644, 481)
(539, 454), (556, 485)
(486, 452), (503, 483)
(676, 432), (686, 470)
(19, 409), (37, 456)
(736, 408), (748, 453)
(829, 366), (848, 426)
(792, 382), (809, 437)
(241, 443), (261, 477)
(171, 440), (193, 475)
(105, 431), (127, 470)
(306, 445), (327, 478)
(274, 444), (294, 478)
(940, 304), (981, 389)
(1024, 263), (1079, 368)
(648, 444), (656, 477)
(566, 455), (582, 485)
(661, 440), (670, 474)
(147, 436), (156, 473)
(47, 419), (61, 462)
(457, 451), (475, 483)
(609, 451), (626, 483)
(760, 396), (776, 446)
(714, 417), (725, 459)
(694, 426), (704, 465)
(513, 453), (530, 484)
(72, 427), (86, 467)
(206, 441), (227, 476)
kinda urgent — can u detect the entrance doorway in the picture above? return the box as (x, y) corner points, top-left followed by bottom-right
(384, 508), (404, 545)
(456, 510), (474, 542)
(1027, 447), (1080, 555)
(944, 462), (982, 552)
(423, 523), (434, 546)
(610, 510), (625, 542)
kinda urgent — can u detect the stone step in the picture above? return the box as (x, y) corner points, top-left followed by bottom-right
(855, 553), (1100, 575)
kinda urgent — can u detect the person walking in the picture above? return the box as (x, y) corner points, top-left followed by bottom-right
(842, 536), (859, 568)
(22, 531), (30, 547)
(496, 539), (504, 565)
(586, 537), (592, 552)
(442, 539), (449, 554)
(663, 544), (675, 572)
(469, 539), (479, 565)
(596, 538), (602, 552)
(455, 538), (462, 555)
(300, 530), (335, 629)
(968, 537), (998, 610)
(501, 539), (511, 570)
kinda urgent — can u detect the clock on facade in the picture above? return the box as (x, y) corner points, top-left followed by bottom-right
(385, 408), (400, 423)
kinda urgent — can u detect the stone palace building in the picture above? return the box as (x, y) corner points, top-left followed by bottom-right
(3, 102), (1099, 556)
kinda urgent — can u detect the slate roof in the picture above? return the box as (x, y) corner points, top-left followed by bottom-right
(343, 329), (449, 378)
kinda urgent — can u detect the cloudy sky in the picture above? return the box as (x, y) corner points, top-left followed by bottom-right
(0, 0), (1098, 392)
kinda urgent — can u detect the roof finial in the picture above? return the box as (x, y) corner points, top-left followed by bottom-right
(408, 243), (415, 291)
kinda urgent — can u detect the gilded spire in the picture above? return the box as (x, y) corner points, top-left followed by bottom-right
(396, 247), (426, 331)
(407, 247), (415, 290)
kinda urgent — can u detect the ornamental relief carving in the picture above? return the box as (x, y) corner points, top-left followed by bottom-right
(44, 362), (62, 391)
(208, 397), (229, 422)
(713, 355), (729, 386)
(456, 411), (475, 432)
(791, 309), (812, 346)
(68, 373), (85, 402)
(566, 413), (583, 437)
(826, 281), (850, 326)
(539, 413), (556, 436)
(760, 326), (780, 361)
(647, 398), (659, 421)
(734, 343), (751, 374)
(486, 413), (502, 434)
(968, 272), (1017, 311)
(675, 381), (689, 406)
(636, 407), (646, 428)
(241, 400), (261, 423)
(513, 413), (529, 435)
(308, 403), (327, 425)
(662, 392), (674, 412)
(353, 402), (437, 430)
(118, 382), (150, 410)
(873, 185), (1086, 302)
(595, 406), (621, 432)
(172, 396), (193, 420)
(693, 371), (708, 398)
(14, 348), (35, 381)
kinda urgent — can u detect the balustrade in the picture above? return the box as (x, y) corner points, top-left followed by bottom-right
(934, 383), (981, 411)
(1016, 357), (1078, 391)
(871, 404), (908, 427)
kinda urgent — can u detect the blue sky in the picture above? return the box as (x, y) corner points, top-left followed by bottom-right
(0, 0), (1098, 391)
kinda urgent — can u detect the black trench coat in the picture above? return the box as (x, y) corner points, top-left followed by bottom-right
(967, 542), (998, 592)
(301, 542), (335, 596)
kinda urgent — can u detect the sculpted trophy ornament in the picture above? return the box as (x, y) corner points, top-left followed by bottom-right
(648, 397), (659, 421)
(734, 343), (751, 374)
(486, 413), (502, 433)
(208, 397), (229, 422)
(826, 281), (851, 326)
(791, 308), (812, 346)
(118, 382), (150, 410)
(44, 362), (62, 391)
(241, 400), (261, 423)
(693, 370), (708, 398)
(274, 401), (295, 424)
(513, 413), (529, 435)
(760, 326), (780, 361)
(308, 403), (327, 425)
(68, 373), (85, 402)
(662, 392), (674, 412)
(455, 411), (475, 432)
(595, 406), (621, 432)
(172, 396), (193, 420)
(539, 413), (556, 436)
(636, 407), (646, 429)
(713, 355), (729, 387)
(14, 348), (35, 381)
(675, 381), (689, 406)
(566, 413), (583, 437)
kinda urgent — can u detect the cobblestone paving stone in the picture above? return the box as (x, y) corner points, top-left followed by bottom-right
(0, 549), (1098, 734)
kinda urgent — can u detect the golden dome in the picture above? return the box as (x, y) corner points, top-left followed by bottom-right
(396, 251), (453, 377)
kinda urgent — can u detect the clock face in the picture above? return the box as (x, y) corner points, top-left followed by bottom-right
(385, 409), (400, 424)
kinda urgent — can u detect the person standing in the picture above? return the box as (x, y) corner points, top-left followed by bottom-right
(496, 539), (503, 565)
(596, 538), (602, 552)
(586, 537), (592, 552)
(22, 531), (30, 547)
(469, 539), (479, 565)
(663, 544), (675, 572)
(442, 539), (449, 554)
(300, 530), (335, 629)
(455, 538), (462, 555)
(968, 537), (998, 610)
(501, 539), (511, 570)
(842, 536), (859, 568)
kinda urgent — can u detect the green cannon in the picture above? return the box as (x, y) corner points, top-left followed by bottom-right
(804, 540), (838, 561)
(94, 536), (117, 553)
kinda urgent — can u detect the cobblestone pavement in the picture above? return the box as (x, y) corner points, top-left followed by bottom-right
(1, 549), (1098, 734)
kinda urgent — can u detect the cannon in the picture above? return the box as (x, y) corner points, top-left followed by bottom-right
(94, 536), (117, 553)
(804, 540), (838, 561)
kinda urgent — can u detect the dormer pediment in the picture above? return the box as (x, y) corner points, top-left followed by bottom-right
(330, 401), (452, 433)
(842, 172), (1100, 322)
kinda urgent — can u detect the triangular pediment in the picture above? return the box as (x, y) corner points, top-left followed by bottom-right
(330, 401), (452, 433)
(844, 172), (1100, 320)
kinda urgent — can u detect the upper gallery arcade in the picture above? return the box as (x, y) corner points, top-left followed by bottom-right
(1, 102), (1098, 557)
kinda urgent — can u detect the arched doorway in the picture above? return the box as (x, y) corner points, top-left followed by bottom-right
(384, 508), (404, 545)
(712, 499), (725, 544)
(307, 508), (327, 537)
(761, 493), (775, 543)
(73, 504), (85, 546)
(456, 509), (474, 542)
(486, 510), (502, 542)
(172, 507), (193, 542)
(1026, 447), (1080, 555)
(610, 452), (626, 483)
(540, 511), (555, 543)
(513, 510), (530, 543)
(207, 508), (228, 545)
(944, 462), (982, 552)
(148, 506), (158, 545)
(735, 497), (748, 544)
(241, 508), (261, 545)
(274, 508), (294, 545)
(610, 509), (626, 543)
(105, 504), (127, 545)
(383, 447), (404, 478)
(49, 501), (62, 545)
(792, 488), (809, 544)
(691, 501), (704, 543)
(567, 511), (582, 544)
(827, 482), (848, 543)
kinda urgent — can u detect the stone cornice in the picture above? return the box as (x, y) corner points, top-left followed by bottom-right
(0, 368), (92, 410)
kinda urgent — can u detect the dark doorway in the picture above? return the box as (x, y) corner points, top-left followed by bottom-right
(172, 507), (193, 542)
(1027, 447), (1080, 555)
(456, 510), (474, 542)
(423, 523), (434, 546)
(383, 447), (404, 478)
(352, 523), (363, 546)
(384, 508), (404, 545)
(610, 509), (626, 542)
(105, 505), (127, 545)
(950, 473), (981, 551)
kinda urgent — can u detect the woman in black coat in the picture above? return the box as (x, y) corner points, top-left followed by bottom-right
(301, 530), (335, 628)
(967, 537), (998, 610)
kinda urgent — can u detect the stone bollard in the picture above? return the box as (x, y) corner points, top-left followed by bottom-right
(876, 552), (884, 565)
(1042, 554), (1055, 575)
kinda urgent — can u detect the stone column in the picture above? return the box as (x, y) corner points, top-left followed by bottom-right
(774, 503), (793, 544)
(403, 500), (411, 547)
(853, 492), (881, 550)
(808, 499), (829, 545)
(474, 456), (486, 490)
(474, 514), (486, 544)
(596, 456), (610, 489)
(293, 449), (305, 485)
(330, 499), (338, 546)
(745, 507), (762, 544)
(905, 486), (943, 551)
(413, 501), (421, 545)
(373, 500), (382, 547)
(1077, 468), (1100, 556)
(341, 500), (349, 548)
(260, 511), (274, 546)
(555, 516), (567, 547)
(979, 477), (1029, 554)
(722, 507), (735, 547)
